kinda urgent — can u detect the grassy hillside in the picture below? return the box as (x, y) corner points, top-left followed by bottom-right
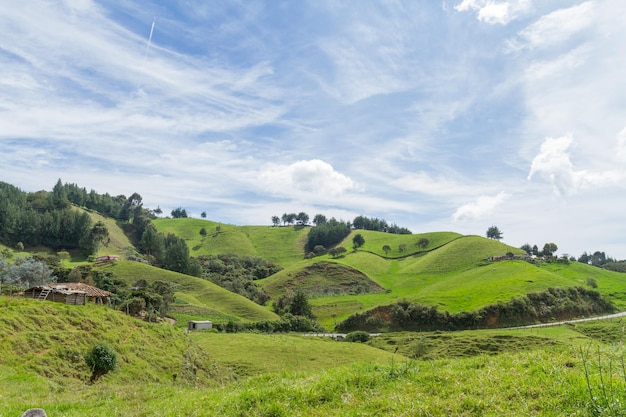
(152, 219), (310, 268)
(94, 261), (279, 324)
(3, 296), (626, 416)
(82, 208), (133, 258)
(150, 219), (624, 330)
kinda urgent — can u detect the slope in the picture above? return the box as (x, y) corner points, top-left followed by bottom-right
(94, 261), (279, 324)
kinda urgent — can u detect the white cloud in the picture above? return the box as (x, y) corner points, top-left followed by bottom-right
(452, 191), (511, 221)
(454, 0), (531, 25)
(258, 160), (357, 198)
(527, 135), (626, 195)
(507, 2), (593, 51)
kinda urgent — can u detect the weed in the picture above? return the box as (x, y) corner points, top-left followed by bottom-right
(580, 343), (626, 416)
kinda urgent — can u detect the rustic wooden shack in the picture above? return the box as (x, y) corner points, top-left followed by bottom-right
(23, 283), (113, 306)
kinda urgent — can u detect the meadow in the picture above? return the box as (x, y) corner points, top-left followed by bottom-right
(3, 296), (626, 416)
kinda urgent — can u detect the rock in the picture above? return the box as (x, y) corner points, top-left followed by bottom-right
(21, 409), (47, 417)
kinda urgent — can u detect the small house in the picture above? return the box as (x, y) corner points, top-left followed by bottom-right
(188, 320), (213, 331)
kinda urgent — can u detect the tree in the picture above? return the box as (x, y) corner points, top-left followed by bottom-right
(486, 226), (503, 241)
(86, 221), (110, 255)
(281, 213), (289, 226)
(520, 243), (532, 255)
(271, 216), (280, 227)
(171, 207), (188, 218)
(6, 257), (57, 288)
(329, 247), (347, 258)
(296, 212), (309, 226)
(85, 343), (117, 382)
(201, 211), (207, 219)
(312, 214), (327, 226)
(532, 245), (539, 256)
(399, 243), (406, 253)
(542, 243), (558, 257)
(286, 213), (297, 225)
(352, 233), (365, 250)
(199, 227), (207, 237)
(382, 245), (391, 255)
(417, 238), (429, 249)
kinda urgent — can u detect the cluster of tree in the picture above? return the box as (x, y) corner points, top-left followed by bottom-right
(57, 180), (155, 220)
(336, 287), (614, 333)
(90, 269), (176, 320)
(0, 182), (111, 255)
(577, 251), (626, 273)
(195, 254), (281, 305)
(272, 290), (315, 318)
(139, 225), (201, 276)
(0, 256), (57, 292)
(171, 207), (189, 218)
(352, 215), (411, 234)
(520, 242), (559, 257)
(306, 218), (351, 252)
(272, 212), (311, 226)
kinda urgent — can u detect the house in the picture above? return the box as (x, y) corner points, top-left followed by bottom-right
(22, 283), (113, 306)
(188, 320), (213, 331)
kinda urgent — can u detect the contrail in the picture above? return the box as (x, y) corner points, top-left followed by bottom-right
(136, 19), (156, 93)
(143, 19), (156, 59)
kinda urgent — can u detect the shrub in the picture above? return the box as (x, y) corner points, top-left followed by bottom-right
(85, 343), (117, 382)
(344, 331), (370, 343)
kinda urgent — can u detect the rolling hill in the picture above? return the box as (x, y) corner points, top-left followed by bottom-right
(149, 219), (624, 330)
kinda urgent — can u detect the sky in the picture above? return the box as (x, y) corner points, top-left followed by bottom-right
(1, 0), (625, 259)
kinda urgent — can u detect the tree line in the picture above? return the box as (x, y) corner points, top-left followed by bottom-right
(0, 181), (111, 255)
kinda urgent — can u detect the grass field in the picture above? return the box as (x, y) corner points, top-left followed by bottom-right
(3, 296), (626, 416)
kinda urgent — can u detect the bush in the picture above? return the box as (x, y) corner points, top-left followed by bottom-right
(85, 343), (117, 382)
(344, 331), (370, 343)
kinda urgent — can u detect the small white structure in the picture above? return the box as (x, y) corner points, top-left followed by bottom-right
(188, 320), (213, 331)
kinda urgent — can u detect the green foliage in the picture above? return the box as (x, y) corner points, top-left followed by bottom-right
(306, 218), (350, 252)
(352, 233), (365, 250)
(195, 254), (278, 305)
(171, 207), (188, 218)
(417, 238), (429, 248)
(344, 331), (371, 343)
(486, 225), (502, 240)
(273, 290), (315, 319)
(352, 215), (411, 234)
(85, 343), (117, 381)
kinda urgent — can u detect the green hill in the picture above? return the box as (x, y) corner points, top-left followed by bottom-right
(94, 261), (279, 324)
(150, 219), (624, 330)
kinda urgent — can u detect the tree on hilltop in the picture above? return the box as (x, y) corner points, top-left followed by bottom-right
(486, 226), (503, 241)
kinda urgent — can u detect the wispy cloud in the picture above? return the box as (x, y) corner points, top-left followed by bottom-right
(507, 2), (594, 52)
(454, 0), (531, 25)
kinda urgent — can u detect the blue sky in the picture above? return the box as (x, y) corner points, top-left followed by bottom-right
(1, 0), (625, 259)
